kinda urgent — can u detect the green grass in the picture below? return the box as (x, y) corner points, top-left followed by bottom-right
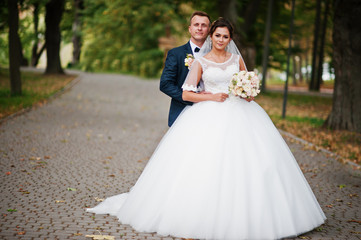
(261, 91), (332, 105)
(0, 68), (76, 119)
(270, 114), (325, 127)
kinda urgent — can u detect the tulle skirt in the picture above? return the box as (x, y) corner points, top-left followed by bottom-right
(87, 96), (326, 240)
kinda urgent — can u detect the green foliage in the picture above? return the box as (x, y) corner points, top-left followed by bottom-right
(0, 34), (9, 66)
(81, 0), (180, 77)
(61, 0), (76, 44)
(0, 0), (335, 79)
(0, 0), (9, 66)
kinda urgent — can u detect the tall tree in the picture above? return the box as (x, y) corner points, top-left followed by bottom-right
(261, 0), (274, 92)
(45, 0), (65, 74)
(316, 0), (330, 86)
(238, 0), (262, 70)
(324, 0), (361, 133)
(309, 0), (322, 91)
(72, 0), (83, 66)
(8, 0), (22, 95)
(30, 1), (45, 67)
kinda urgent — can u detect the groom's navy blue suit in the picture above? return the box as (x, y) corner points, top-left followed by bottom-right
(160, 41), (193, 127)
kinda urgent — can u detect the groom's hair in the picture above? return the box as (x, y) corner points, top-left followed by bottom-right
(189, 11), (211, 26)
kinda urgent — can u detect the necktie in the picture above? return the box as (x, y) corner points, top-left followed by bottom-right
(195, 47), (200, 53)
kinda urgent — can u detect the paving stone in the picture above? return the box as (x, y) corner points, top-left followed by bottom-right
(0, 71), (360, 240)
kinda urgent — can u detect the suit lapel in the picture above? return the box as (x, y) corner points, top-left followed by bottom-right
(184, 41), (193, 57)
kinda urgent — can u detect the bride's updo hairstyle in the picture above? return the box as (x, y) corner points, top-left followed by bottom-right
(209, 17), (234, 38)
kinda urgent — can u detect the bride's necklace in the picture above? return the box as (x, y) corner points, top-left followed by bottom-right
(210, 51), (228, 63)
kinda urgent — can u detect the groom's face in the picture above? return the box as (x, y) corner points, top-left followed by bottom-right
(189, 15), (210, 43)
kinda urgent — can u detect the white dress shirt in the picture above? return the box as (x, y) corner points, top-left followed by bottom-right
(189, 40), (202, 59)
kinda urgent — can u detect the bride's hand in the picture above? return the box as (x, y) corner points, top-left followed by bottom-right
(198, 90), (211, 94)
(242, 96), (254, 102)
(213, 93), (229, 102)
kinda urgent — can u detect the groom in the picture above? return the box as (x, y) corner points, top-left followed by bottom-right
(160, 11), (211, 127)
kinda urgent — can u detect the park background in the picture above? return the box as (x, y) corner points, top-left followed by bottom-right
(0, 0), (360, 166)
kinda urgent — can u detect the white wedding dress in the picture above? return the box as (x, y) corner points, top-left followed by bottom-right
(87, 54), (326, 240)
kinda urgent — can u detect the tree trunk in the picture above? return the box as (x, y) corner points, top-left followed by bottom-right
(297, 54), (303, 83)
(317, 0), (330, 85)
(261, 0), (274, 92)
(239, 0), (262, 70)
(18, 37), (28, 66)
(31, 2), (40, 67)
(305, 38), (310, 83)
(292, 55), (297, 85)
(8, 0), (22, 95)
(309, 0), (322, 91)
(45, 0), (65, 74)
(32, 43), (46, 67)
(72, 0), (83, 66)
(324, 0), (361, 133)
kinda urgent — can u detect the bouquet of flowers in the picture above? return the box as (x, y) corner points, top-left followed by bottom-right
(184, 54), (195, 69)
(229, 71), (261, 99)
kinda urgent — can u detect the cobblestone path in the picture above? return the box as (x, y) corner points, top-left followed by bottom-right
(0, 72), (360, 240)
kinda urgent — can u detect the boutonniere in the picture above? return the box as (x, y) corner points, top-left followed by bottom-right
(184, 54), (195, 70)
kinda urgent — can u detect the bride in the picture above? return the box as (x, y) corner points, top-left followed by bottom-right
(87, 18), (326, 240)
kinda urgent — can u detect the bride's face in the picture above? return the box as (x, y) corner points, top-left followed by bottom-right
(211, 27), (231, 51)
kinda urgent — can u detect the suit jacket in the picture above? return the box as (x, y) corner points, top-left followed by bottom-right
(160, 41), (193, 127)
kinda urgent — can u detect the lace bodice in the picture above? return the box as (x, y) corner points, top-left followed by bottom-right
(182, 54), (240, 94)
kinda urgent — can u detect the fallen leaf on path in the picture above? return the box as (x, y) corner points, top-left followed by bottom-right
(44, 156), (51, 159)
(5, 172), (11, 175)
(55, 200), (66, 203)
(17, 231), (25, 235)
(94, 197), (104, 202)
(108, 174), (115, 177)
(73, 233), (83, 236)
(347, 219), (361, 224)
(7, 209), (17, 212)
(338, 184), (346, 189)
(325, 204), (333, 208)
(18, 188), (30, 194)
(67, 188), (77, 191)
(85, 235), (115, 240)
